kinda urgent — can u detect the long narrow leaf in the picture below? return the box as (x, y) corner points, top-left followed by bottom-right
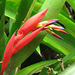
(38, 0), (67, 20)
(42, 35), (71, 55)
(5, 0), (20, 19)
(9, 0), (37, 40)
(57, 13), (75, 37)
(15, 60), (57, 75)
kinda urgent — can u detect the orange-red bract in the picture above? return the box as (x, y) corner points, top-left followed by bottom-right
(1, 8), (49, 75)
(12, 26), (45, 54)
(1, 32), (15, 75)
(17, 7), (49, 39)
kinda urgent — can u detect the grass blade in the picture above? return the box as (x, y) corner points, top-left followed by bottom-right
(15, 60), (57, 75)
(57, 13), (75, 37)
(8, 0), (37, 40)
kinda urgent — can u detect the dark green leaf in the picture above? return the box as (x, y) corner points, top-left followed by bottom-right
(15, 60), (57, 75)
(38, 68), (48, 75)
(8, 0), (37, 40)
(37, 0), (45, 4)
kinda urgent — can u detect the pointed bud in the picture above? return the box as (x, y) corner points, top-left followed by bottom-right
(55, 29), (69, 34)
(46, 29), (63, 39)
(49, 25), (64, 29)
(47, 19), (59, 25)
(47, 19), (59, 24)
(39, 19), (59, 26)
(53, 33), (63, 39)
(46, 29), (53, 34)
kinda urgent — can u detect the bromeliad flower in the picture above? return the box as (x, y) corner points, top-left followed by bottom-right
(33, 19), (68, 39)
(1, 7), (68, 75)
(1, 8), (49, 75)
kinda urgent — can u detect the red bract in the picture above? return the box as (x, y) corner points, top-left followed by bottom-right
(1, 8), (49, 75)
(1, 32), (15, 75)
(17, 7), (49, 40)
(12, 26), (45, 54)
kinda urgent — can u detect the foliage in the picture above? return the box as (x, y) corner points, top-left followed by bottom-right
(0, 0), (75, 75)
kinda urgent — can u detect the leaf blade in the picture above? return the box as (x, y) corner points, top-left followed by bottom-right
(15, 60), (57, 75)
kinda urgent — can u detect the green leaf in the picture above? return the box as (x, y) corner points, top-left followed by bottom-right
(60, 11), (72, 21)
(37, 0), (45, 4)
(4, 32), (8, 45)
(54, 50), (75, 70)
(61, 5), (68, 15)
(0, 0), (6, 70)
(38, 0), (67, 20)
(59, 63), (75, 75)
(36, 46), (41, 56)
(57, 13), (75, 37)
(33, 1), (75, 38)
(23, 0), (37, 22)
(9, 18), (14, 32)
(39, 3), (75, 55)
(4, 31), (47, 75)
(38, 68), (48, 75)
(39, 67), (55, 75)
(8, 0), (37, 40)
(5, 8), (16, 19)
(37, 0), (75, 57)
(33, 2), (42, 12)
(42, 35), (71, 55)
(7, 0), (21, 3)
(5, 0), (20, 19)
(47, 32), (75, 53)
(15, 60), (57, 75)
(67, 0), (75, 12)
(4, 0), (67, 74)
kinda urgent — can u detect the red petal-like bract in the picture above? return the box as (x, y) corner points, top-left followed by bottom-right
(12, 26), (45, 54)
(53, 33), (63, 39)
(58, 29), (68, 34)
(39, 19), (59, 26)
(1, 32), (15, 75)
(17, 7), (49, 39)
(46, 29), (62, 39)
(50, 25), (64, 29)
(1, 8), (49, 75)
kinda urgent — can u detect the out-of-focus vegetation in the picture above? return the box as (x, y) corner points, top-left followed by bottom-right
(0, 0), (75, 75)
